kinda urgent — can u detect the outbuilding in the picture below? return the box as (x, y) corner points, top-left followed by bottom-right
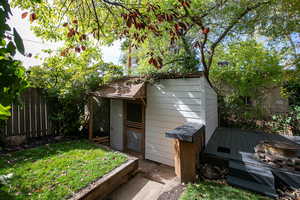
(90, 72), (218, 167)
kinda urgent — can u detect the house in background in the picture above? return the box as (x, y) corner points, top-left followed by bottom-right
(257, 87), (289, 115)
(90, 73), (218, 166)
(218, 84), (289, 117)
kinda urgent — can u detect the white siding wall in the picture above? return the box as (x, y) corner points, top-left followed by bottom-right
(145, 78), (206, 166)
(110, 99), (124, 151)
(204, 79), (218, 144)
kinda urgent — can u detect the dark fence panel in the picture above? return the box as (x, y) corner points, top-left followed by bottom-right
(1, 88), (54, 138)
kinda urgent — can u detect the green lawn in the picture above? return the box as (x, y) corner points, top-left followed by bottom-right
(180, 181), (270, 200)
(0, 140), (127, 200)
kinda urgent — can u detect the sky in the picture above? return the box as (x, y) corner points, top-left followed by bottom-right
(8, 7), (123, 69)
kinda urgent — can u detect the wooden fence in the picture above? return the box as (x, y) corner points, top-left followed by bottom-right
(0, 88), (55, 138)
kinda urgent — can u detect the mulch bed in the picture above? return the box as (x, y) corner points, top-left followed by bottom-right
(278, 189), (300, 200)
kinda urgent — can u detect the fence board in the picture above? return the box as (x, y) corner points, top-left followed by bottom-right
(25, 93), (31, 137)
(20, 104), (25, 135)
(36, 91), (41, 137)
(0, 88), (55, 138)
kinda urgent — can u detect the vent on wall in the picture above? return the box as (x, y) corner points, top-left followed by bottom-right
(217, 146), (231, 154)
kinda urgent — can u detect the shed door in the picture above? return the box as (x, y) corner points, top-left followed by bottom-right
(124, 101), (145, 155)
(110, 99), (123, 151)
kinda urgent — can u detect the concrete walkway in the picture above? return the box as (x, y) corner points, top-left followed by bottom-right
(105, 160), (182, 200)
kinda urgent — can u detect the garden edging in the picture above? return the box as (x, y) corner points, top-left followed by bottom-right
(69, 155), (138, 200)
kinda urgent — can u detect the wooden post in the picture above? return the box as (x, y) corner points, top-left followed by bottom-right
(88, 97), (93, 140)
(174, 139), (197, 183)
(166, 123), (205, 183)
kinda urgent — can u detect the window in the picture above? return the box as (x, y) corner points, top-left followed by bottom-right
(126, 102), (143, 123)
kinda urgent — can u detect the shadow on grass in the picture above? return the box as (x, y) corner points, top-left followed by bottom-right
(0, 139), (108, 170)
(0, 189), (16, 200)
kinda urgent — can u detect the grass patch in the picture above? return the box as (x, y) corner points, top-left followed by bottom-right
(0, 140), (127, 200)
(180, 181), (270, 200)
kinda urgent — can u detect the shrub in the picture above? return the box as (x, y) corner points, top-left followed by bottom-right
(270, 106), (300, 135)
(28, 47), (123, 136)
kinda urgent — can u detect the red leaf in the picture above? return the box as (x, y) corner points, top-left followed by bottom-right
(21, 12), (28, 19)
(167, 14), (173, 21)
(126, 19), (132, 28)
(81, 46), (86, 51)
(152, 59), (159, 68)
(61, 51), (66, 57)
(202, 27), (210, 34)
(67, 28), (76, 38)
(121, 13), (127, 19)
(63, 23), (68, 27)
(29, 13), (37, 23)
(75, 46), (81, 53)
(181, 1), (190, 8)
(79, 34), (87, 41)
(148, 57), (154, 64)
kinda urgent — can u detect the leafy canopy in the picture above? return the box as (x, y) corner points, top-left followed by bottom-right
(28, 43), (123, 135)
(210, 40), (283, 98)
(11, 0), (299, 82)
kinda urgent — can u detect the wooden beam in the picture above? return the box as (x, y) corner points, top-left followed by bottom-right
(173, 139), (197, 183)
(140, 98), (146, 106)
(69, 156), (139, 200)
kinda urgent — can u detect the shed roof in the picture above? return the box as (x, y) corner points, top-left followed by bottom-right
(90, 72), (204, 99)
(129, 72), (204, 80)
(90, 78), (146, 99)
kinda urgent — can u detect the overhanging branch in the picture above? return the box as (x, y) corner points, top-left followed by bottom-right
(102, 0), (131, 11)
(207, 0), (272, 69)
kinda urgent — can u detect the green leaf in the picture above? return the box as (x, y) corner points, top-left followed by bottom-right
(0, 12), (11, 38)
(13, 28), (25, 55)
(7, 41), (16, 56)
(0, 104), (11, 120)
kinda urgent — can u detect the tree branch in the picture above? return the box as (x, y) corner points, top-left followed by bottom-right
(182, 6), (205, 30)
(199, 34), (208, 72)
(210, 1), (271, 53)
(102, 0), (131, 11)
(91, 0), (101, 39)
(102, 3), (120, 26)
(207, 1), (272, 70)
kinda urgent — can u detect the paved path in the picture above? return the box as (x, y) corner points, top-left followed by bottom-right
(106, 160), (182, 200)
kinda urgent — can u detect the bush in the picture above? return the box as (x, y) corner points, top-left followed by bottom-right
(270, 106), (300, 135)
(28, 47), (123, 136)
(218, 95), (267, 130)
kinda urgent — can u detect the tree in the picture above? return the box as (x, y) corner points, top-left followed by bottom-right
(210, 40), (283, 98)
(12, 0), (299, 84)
(252, 1), (300, 70)
(28, 44), (123, 135)
(0, 0), (28, 120)
(210, 40), (284, 128)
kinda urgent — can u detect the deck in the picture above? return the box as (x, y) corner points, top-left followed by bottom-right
(204, 127), (300, 163)
(204, 128), (300, 197)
